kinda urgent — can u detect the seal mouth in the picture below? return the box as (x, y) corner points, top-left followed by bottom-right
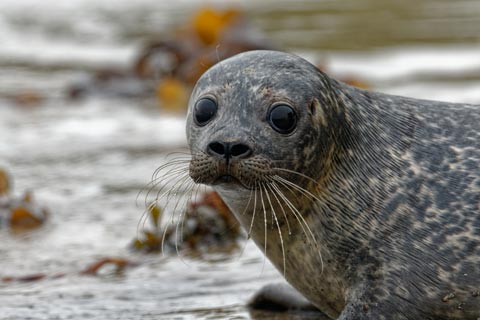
(212, 174), (242, 186)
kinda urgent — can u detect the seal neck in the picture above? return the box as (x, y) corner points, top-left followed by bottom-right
(310, 83), (418, 268)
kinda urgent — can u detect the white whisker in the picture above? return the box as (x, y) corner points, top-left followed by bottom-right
(274, 175), (322, 203)
(237, 187), (255, 259)
(271, 181), (324, 275)
(247, 182), (258, 239)
(263, 181), (286, 276)
(259, 183), (268, 274)
(265, 181), (291, 235)
(273, 167), (323, 188)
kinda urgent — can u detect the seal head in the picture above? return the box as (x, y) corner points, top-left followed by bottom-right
(187, 50), (340, 191)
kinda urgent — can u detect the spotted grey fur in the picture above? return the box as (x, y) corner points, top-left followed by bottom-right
(186, 50), (480, 319)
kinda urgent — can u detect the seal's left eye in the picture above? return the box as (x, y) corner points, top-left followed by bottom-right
(268, 104), (297, 134)
(194, 98), (217, 126)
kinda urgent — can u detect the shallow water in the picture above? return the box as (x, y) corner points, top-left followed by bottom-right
(0, 0), (479, 319)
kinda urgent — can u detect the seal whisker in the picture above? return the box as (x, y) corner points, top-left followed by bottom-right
(238, 186), (256, 259)
(150, 178), (190, 231)
(145, 171), (193, 244)
(146, 167), (191, 206)
(273, 175), (323, 203)
(176, 181), (202, 255)
(151, 167), (191, 190)
(181, 181), (208, 242)
(247, 181), (259, 240)
(265, 181), (291, 236)
(271, 181), (324, 275)
(136, 201), (158, 240)
(164, 150), (192, 157)
(136, 159), (190, 207)
(151, 158), (186, 177)
(263, 181), (287, 276)
(138, 168), (190, 240)
(169, 179), (199, 257)
(166, 175), (197, 232)
(150, 158), (191, 186)
(140, 163), (190, 207)
(172, 178), (198, 220)
(152, 163), (191, 184)
(158, 180), (193, 255)
(161, 182), (192, 254)
(273, 167), (323, 188)
(259, 182), (268, 274)
(241, 187), (254, 218)
(269, 182), (310, 241)
(270, 180), (318, 243)
(137, 168), (190, 236)
(152, 158), (191, 179)
(155, 170), (192, 210)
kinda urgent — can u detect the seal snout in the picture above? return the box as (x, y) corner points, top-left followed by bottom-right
(189, 138), (273, 189)
(207, 140), (253, 165)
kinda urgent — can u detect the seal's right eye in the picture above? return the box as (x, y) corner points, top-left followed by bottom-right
(194, 98), (217, 126)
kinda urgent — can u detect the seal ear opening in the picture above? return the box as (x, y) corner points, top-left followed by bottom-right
(309, 99), (316, 116)
(309, 98), (327, 127)
(308, 98), (320, 116)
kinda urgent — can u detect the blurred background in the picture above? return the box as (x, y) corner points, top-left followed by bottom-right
(0, 0), (479, 319)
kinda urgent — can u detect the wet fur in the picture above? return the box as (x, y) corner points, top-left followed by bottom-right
(183, 50), (480, 319)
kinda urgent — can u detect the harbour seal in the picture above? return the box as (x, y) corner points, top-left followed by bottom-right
(185, 50), (480, 319)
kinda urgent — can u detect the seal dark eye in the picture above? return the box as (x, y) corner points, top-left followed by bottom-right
(268, 104), (297, 134)
(194, 98), (217, 126)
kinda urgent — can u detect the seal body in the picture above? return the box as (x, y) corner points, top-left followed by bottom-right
(186, 50), (480, 319)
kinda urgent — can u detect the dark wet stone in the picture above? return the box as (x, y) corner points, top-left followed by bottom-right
(248, 283), (319, 312)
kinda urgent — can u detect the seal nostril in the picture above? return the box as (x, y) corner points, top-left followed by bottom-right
(208, 141), (251, 159)
(208, 142), (226, 155)
(231, 143), (251, 158)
